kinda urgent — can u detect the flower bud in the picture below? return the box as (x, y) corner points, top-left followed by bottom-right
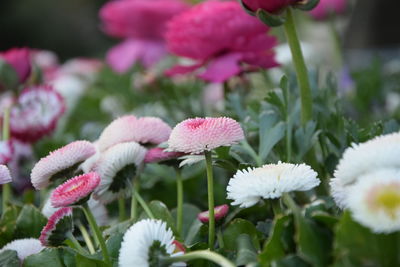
(198, 204), (229, 224)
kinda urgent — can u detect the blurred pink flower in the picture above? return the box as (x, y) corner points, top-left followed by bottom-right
(31, 140), (96, 189)
(198, 204), (229, 223)
(168, 117), (244, 154)
(99, 0), (189, 72)
(144, 147), (184, 164)
(60, 58), (103, 80)
(165, 1), (278, 83)
(0, 140), (13, 165)
(0, 164), (12, 184)
(309, 0), (346, 20)
(51, 172), (100, 207)
(10, 85), (65, 143)
(0, 48), (31, 84)
(242, 0), (300, 14)
(97, 115), (172, 151)
(39, 207), (73, 246)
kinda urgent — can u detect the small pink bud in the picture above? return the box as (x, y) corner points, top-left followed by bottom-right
(198, 204), (229, 224)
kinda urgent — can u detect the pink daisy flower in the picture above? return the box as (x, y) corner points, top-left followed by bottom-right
(198, 204), (229, 224)
(144, 147), (185, 164)
(39, 207), (73, 246)
(168, 117), (244, 154)
(97, 115), (172, 152)
(31, 140), (96, 189)
(0, 140), (14, 165)
(10, 85), (65, 143)
(165, 1), (278, 83)
(0, 164), (12, 185)
(50, 172), (100, 207)
(99, 0), (189, 72)
(0, 47), (31, 84)
(309, 0), (347, 20)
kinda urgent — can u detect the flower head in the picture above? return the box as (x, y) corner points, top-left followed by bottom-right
(0, 47), (31, 84)
(144, 147), (184, 164)
(166, 1), (278, 82)
(242, 0), (301, 14)
(0, 238), (43, 261)
(198, 204), (229, 224)
(97, 115), (171, 152)
(119, 219), (183, 267)
(0, 140), (13, 165)
(309, 0), (346, 20)
(168, 117), (244, 154)
(227, 162), (320, 208)
(0, 165), (12, 185)
(39, 207), (73, 246)
(10, 85), (65, 143)
(51, 172), (100, 207)
(92, 142), (147, 203)
(31, 140), (96, 189)
(347, 169), (400, 233)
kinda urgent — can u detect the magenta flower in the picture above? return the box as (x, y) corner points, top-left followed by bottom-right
(97, 115), (171, 151)
(198, 204), (229, 224)
(31, 140), (96, 189)
(51, 172), (100, 207)
(168, 117), (244, 154)
(99, 0), (189, 72)
(242, 0), (301, 14)
(10, 85), (65, 143)
(39, 207), (73, 246)
(144, 147), (184, 164)
(0, 164), (12, 185)
(0, 140), (13, 165)
(0, 47), (31, 84)
(309, 0), (346, 20)
(165, 1), (278, 83)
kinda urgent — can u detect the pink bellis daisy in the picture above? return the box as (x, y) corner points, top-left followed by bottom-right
(165, 1), (278, 83)
(10, 85), (65, 143)
(309, 0), (347, 20)
(99, 0), (189, 73)
(97, 115), (171, 152)
(168, 117), (244, 154)
(0, 164), (12, 184)
(50, 172), (100, 207)
(30, 140), (96, 189)
(144, 147), (185, 164)
(0, 47), (31, 84)
(39, 207), (73, 246)
(0, 238), (43, 262)
(0, 140), (13, 165)
(198, 204), (229, 224)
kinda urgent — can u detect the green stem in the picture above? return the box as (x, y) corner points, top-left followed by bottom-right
(118, 197), (126, 222)
(66, 232), (87, 255)
(283, 8), (313, 125)
(1, 107), (11, 213)
(217, 228), (225, 249)
(282, 193), (300, 218)
(2, 184), (10, 214)
(175, 168), (184, 237)
(130, 176), (140, 220)
(205, 151), (215, 250)
(271, 199), (283, 216)
(133, 189), (155, 219)
(163, 250), (235, 267)
(82, 203), (111, 266)
(78, 223), (95, 254)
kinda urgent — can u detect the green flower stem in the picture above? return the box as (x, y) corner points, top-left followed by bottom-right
(118, 197), (126, 222)
(204, 151), (215, 250)
(2, 184), (10, 214)
(163, 250), (235, 267)
(2, 107), (11, 213)
(78, 223), (95, 254)
(82, 203), (111, 266)
(282, 193), (300, 218)
(130, 176), (140, 220)
(271, 199), (283, 216)
(217, 228), (225, 249)
(175, 167), (184, 236)
(283, 8), (313, 125)
(133, 189), (155, 219)
(66, 231), (87, 255)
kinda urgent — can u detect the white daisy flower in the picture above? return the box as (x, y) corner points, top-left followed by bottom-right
(92, 142), (147, 203)
(0, 238), (44, 261)
(347, 168), (400, 234)
(119, 219), (184, 267)
(0, 164), (12, 185)
(227, 162), (320, 208)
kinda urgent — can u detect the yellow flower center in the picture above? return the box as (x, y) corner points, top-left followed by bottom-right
(370, 186), (400, 219)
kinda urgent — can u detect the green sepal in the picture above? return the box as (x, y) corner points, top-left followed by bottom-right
(294, 0), (320, 11)
(0, 59), (19, 90)
(256, 8), (286, 27)
(238, 0), (256, 16)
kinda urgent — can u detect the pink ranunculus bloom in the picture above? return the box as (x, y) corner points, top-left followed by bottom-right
(97, 115), (172, 152)
(0, 164), (12, 185)
(242, 0), (301, 14)
(144, 147), (185, 164)
(10, 85), (65, 143)
(51, 172), (101, 207)
(99, 0), (189, 72)
(39, 207), (73, 246)
(309, 0), (346, 20)
(168, 117), (244, 154)
(198, 204), (229, 224)
(0, 48), (31, 84)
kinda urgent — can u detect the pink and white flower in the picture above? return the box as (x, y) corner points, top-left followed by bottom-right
(0, 47), (31, 84)
(198, 204), (229, 224)
(31, 140), (96, 189)
(144, 147), (184, 164)
(0, 140), (13, 165)
(168, 117), (244, 154)
(39, 207), (73, 246)
(0, 164), (12, 185)
(10, 85), (65, 143)
(50, 172), (100, 207)
(0, 238), (43, 261)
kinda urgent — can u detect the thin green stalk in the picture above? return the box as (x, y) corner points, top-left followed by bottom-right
(271, 199), (283, 216)
(175, 168), (184, 236)
(118, 197), (126, 222)
(66, 232), (87, 255)
(133, 189), (155, 219)
(204, 151), (215, 250)
(78, 223), (95, 254)
(162, 250), (235, 267)
(283, 8), (313, 125)
(217, 229), (225, 249)
(130, 176), (140, 220)
(82, 203), (111, 266)
(282, 193), (300, 218)
(2, 107), (11, 212)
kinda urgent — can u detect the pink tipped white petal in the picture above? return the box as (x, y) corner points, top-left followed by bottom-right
(50, 172), (100, 207)
(31, 140), (96, 189)
(39, 207), (73, 246)
(144, 147), (184, 164)
(0, 238), (44, 261)
(97, 115), (172, 151)
(0, 164), (12, 184)
(168, 117), (244, 154)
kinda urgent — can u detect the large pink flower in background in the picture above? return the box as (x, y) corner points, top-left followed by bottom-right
(0, 48), (31, 84)
(309, 0), (346, 20)
(99, 0), (189, 73)
(165, 0), (279, 83)
(10, 85), (65, 143)
(242, 0), (301, 14)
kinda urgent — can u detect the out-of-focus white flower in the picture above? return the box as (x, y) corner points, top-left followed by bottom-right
(0, 238), (43, 261)
(0, 164), (12, 185)
(329, 177), (349, 209)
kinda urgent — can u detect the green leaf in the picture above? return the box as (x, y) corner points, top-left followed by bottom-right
(24, 248), (76, 267)
(140, 200), (178, 236)
(259, 112), (286, 161)
(171, 204), (201, 242)
(235, 234), (258, 266)
(75, 253), (108, 267)
(106, 232), (123, 264)
(14, 205), (47, 239)
(223, 218), (262, 251)
(0, 59), (19, 90)
(0, 205), (21, 247)
(0, 250), (20, 267)
(272, 254), (311, 267)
